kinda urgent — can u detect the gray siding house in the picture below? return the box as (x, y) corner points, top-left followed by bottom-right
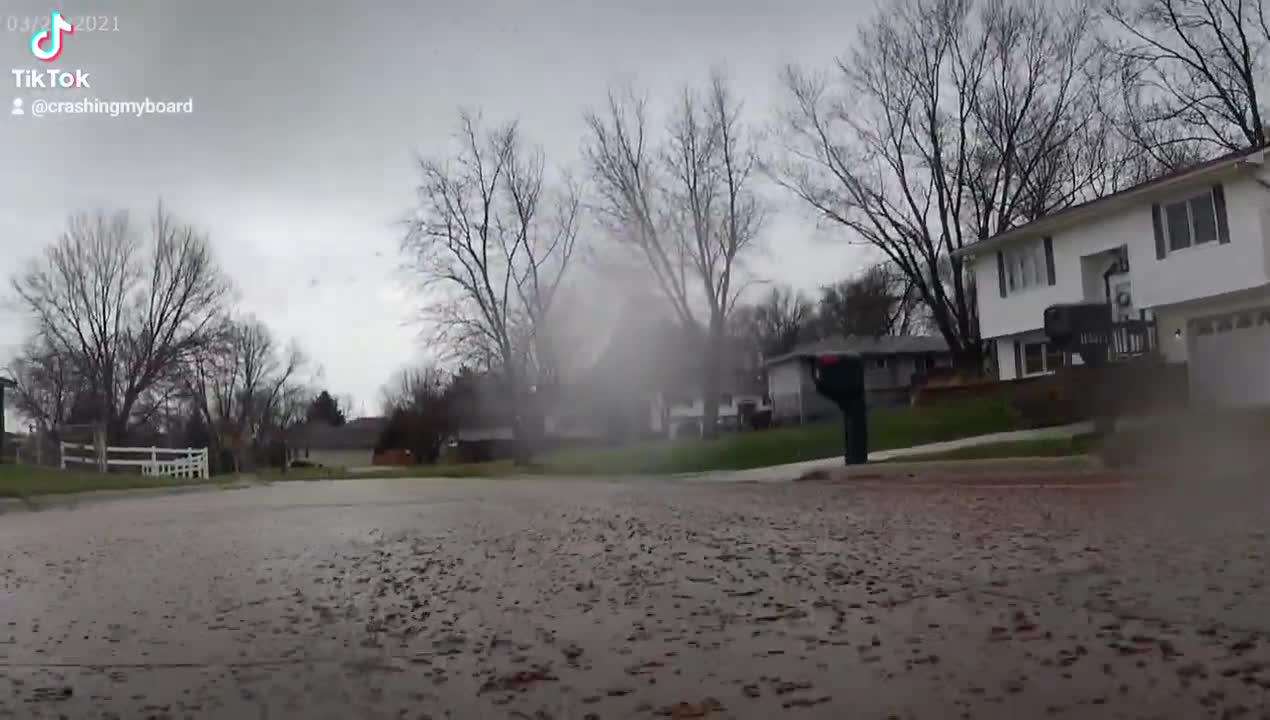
(291, 416), (388, 469)
(764, 335), (952, 423)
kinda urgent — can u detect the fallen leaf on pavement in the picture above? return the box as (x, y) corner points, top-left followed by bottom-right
(479, 669), (559, 693)
(656, 697), (724, 718)
(626, 660), (666, 675)
(774, 680), (813, 695)
(782, 696), (831, 708)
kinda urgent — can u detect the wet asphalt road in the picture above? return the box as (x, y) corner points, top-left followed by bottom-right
(1, 474), (1269, 719)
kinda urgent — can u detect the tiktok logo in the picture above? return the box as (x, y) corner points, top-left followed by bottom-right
(30, 12), (75, 62)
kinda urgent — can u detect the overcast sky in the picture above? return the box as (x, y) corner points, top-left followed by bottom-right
(0, 0), (877, 419)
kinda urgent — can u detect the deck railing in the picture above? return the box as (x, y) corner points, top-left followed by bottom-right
(1109, 318), (1158, 359)
(1066, 311), (1159, 364)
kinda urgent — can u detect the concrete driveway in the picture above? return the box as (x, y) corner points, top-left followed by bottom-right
(1, 473), (1267, 718)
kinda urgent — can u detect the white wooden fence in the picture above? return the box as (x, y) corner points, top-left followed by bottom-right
(60, 443), (210, 480)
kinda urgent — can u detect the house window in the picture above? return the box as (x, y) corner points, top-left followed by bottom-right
(874, 357), (888, 369)
(1023, 342), (1045, 375)
(1164, 190), (1219, 251)
(719, 394), (733, 406)
(1023, 341), (1065, 376)
(1044, 344), (1065, 373)
(1004, 242), (1047, 293)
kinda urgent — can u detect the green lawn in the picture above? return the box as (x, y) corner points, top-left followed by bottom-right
(244, 394), (1029, 481)
(879, 433), (1101, 463)
(253, 394), (1029, 480)
(0, 464), (225, 500)
(528, 392), (1027, 475)
(0, 393), (1047, 496)
(250, 391), (1031, 482)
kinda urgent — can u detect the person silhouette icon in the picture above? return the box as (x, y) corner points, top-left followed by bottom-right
(11, 98), (24, 116)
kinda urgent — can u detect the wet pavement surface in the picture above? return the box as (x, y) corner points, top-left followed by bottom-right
(2, 474), (1269, 719)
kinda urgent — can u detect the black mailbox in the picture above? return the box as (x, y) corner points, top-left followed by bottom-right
(810, 352), (869, 465)
(1044, 302), (1111, 359)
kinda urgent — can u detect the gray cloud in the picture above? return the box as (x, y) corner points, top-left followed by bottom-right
(0, 0), (874, 416)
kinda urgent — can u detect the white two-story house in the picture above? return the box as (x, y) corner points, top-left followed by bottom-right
(957, 145), (1270, 407)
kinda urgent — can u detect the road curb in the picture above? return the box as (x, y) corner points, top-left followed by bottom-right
(0, 481), (256, 515)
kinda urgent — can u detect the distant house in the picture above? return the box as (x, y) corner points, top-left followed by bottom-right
(654, 389), (772, 439)
(441, 426), (516, 463)
(439, 369), (528, 461)
(763, 335), (952, 423)
(291, 416), (389, 469)
(650, 336), (772, 439)
(444, 295), (778, 445)
(0, 376), (14, 462)
(551, 299), (771, 440)
(550, 301), (695, 441)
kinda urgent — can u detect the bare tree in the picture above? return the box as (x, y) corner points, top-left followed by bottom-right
(773, 0), (1105, 372)
(272, 381), (314, 471)
(12, 204), (231, 442)
(127, 377), (189, 442)
(585, 71), (764, 436)
(379, 364), (453, 463)
(404, 111), (580, 463)
(1104, 0), (1268, 162)
(6, 338), (86, 434)
(380, 365), (449, 415)
(273, 384), (313, 430)
(730, 285), (814, 359)
(815, 263), (925, 339)
(181, 316), (303, 472)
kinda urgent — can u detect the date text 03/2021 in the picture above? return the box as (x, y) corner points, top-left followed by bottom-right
(4, 15), (120, 33)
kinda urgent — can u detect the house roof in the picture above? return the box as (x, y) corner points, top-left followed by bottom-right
(293, 416), (388, 450)
(952, 145), (1268, 259)
(763, 334), (949, 368)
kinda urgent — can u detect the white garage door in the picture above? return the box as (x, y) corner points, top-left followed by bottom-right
(1188, 308), (1270, 407)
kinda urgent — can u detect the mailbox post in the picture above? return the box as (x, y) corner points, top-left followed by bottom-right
(1043, 302), (1113, 366)
(809, 352), (869, 465)
(1043, 302), (1117, 436)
